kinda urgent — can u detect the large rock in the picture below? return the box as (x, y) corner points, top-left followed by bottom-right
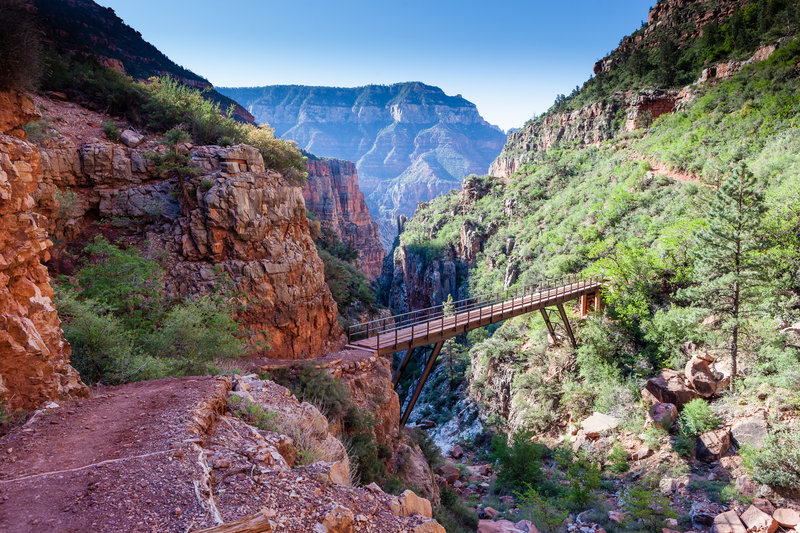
(642, 369), (700, 408)
(649, 402), (678, 430)
(696, 428), (731, 462)
(321, 505), (354, 533)
(0, 90), (87, 410)
(685, 356), (720, 397)
(395, 442), (440, 506)
(581, 412), (620, 437)
(477, 519), (529, 533)
(391, 490), (433, 519)
(731, 412), (768, 449)
(712, 510), (747, 533)
(740, 505), (778, 533)
(773, 508), (800, 528)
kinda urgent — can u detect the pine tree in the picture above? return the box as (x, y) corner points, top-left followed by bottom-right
(684, 163), (768, 389)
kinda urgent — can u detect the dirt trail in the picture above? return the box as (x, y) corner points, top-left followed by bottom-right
(0, 377), (227, 533)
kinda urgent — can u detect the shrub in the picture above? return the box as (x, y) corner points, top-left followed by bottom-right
(228, 395), (279, 432)
(0, 0), (41, 90)
(408, 427), (444, 469)
(516, 487), (569, 533)
(555, 446), (602, 509)
(608, 443), (629, 474)
(620, 475), (677, 530)
(434, 485), (479, 533)
(742, 427), (800, 488)
(102, 120), (120, 142)
(490, 429), (546, 494)
(144, 294), (244, 375)
(680, 399), (720, 435)
(54, 188), (81, 222)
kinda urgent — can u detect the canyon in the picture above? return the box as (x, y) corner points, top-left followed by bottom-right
(218, 83), (507, 248)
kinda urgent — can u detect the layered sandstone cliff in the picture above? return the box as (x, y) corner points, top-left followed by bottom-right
(218, 83), (507, 247)
(304, 158), (384, 279)
(0, 92), (86, 410)
(32, 96), (341, 360)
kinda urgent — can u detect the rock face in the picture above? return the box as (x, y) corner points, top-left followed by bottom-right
(34, 107), (341, 359)
(217, 83), (507, 248)
(0, 91), (87, 410)
(304, 158), (385, 279)
(489, 0), (777, 179)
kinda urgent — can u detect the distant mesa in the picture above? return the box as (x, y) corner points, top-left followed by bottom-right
(218, 82), (507, 249)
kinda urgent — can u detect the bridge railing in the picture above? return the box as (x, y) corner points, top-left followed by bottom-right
(347, 273), (602, 345)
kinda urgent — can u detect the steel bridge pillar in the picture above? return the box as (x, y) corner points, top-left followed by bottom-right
(400, 341), (444, 427)
(557, 303), (577, 349)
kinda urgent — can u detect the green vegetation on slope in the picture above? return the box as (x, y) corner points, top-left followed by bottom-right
(56, 237), (245, 384)
(398, 27), (800, 479)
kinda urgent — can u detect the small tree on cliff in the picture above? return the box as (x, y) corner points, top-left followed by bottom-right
(147, 128), (199, 213)
(682, 163), (769, 389)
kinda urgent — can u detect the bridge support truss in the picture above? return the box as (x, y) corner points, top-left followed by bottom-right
(399, 341), (444, 427)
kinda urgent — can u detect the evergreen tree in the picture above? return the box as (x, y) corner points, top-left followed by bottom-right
(683, 163), (768, 389)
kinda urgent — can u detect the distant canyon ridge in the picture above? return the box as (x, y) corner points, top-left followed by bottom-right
(218, 83), (507, 248)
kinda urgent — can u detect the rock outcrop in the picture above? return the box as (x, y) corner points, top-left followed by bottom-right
(218, 83), (507, 247)
(304, 158), (385, 279)
(32, 96), (341, 360)
(0, 91), (87, 410)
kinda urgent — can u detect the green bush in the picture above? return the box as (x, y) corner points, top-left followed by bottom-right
(680, 399), (720, 435)
(56, 237), (243, 384)
(434, 485), (478, 533)
(620, 475), (677, 530)
(516, 487), (569, 533)
(102, 120), (120, 142)
(742, 427), (800, 488)
(608, 443), (629, 474)
(228, 395), (279, 432)
(490, 429), (546, 494)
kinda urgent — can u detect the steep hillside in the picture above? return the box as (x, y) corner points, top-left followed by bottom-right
(32, 0), (254, 123)
(388, 0), (800, 529)
(218, 83), (507, 247)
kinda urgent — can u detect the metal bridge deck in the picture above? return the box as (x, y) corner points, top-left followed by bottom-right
(348, 277), (602, 356)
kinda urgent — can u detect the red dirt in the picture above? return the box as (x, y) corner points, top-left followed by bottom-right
(0, 377), (225, 533)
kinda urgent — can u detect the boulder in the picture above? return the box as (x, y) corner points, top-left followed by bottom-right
(650, 402), (678, 430)
(581, 412), (620, 438)
(731, 413), (768, 449)
(691, 501), (720, 527)
(440, 464), (461, 485)
(696, 428), (731, 462)
(119, 129), (144, 148)
(477, 519), (528, 533)
(516, 520), (537, 533)
(753, 498), (776, 516)
(310, 460), (350, 486)
(321, 505), (354, 533)
(773, 508), (800, 528)
(740, 505), (778, 533)
(712, 510), (747, 533)
(631, 445), (652, 461)
(395, 443), (440, 505)
(450, 444), (464, 459)
(413, 520), (447, 533)
(484, 506), (499, 519)
(391, 490), (433, 519)
(685, 356), (719, 397)
(643, 370), (699, 408)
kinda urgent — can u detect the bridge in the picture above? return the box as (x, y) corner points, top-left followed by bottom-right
(346, 274), (603, 426)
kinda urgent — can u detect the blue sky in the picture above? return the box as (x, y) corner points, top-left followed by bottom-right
(96, 1), (653, 131)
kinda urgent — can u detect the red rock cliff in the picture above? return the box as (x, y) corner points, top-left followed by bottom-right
(0, 92), (87, 409)
(304, 159), (385, 279)
(32, 97), (342, 360)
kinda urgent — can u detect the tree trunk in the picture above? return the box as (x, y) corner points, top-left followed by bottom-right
(730, 278), (740, 391)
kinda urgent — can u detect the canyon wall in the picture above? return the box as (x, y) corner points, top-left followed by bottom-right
(218, 83), (507, 248)
(0, 92), (86, 410)
(33, 97), (341, 360)
(304, 158), (384, 279)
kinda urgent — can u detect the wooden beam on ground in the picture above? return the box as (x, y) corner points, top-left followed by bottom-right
(192, 508), (274, 532)
(392, 346), (418, 388)
(400, 341), (444, 427)
(557, 303), (577, 349)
